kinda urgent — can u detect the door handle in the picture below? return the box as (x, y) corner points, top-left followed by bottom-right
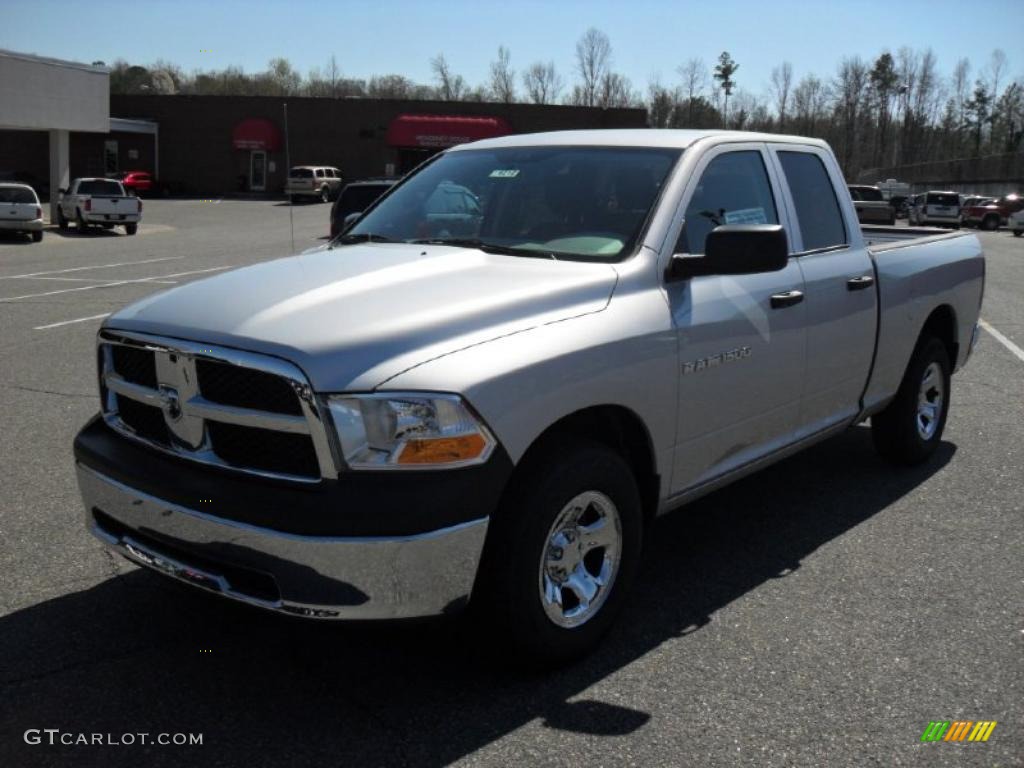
(770, 290), (804, 309)
(846, 275), (875, 291)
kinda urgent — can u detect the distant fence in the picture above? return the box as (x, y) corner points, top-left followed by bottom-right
(857, 152), (1024, 195)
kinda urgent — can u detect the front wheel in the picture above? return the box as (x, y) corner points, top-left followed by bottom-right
(983, 216), (1000, 231)
(473, 438), (643, 665)
(57, 207), (68, 230)
(1013, 230), (1022, 237)
(75, 209), (88, 231)
(319, 186), (329, 203)
(872, 337), (951, 465)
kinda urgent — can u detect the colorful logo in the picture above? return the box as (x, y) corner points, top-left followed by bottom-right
(921, 721), (997, 742)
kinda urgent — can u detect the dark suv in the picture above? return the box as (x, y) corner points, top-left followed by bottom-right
(329, 178), (398, 238)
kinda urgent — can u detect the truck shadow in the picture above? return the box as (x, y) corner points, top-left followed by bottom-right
(0, 426), (954, 767)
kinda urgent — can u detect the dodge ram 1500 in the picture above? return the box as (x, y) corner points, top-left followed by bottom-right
(74, 130), (984, 662)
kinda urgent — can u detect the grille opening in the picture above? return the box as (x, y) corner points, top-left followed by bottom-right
(92, 508), (281, 603)
(111, 344), (158, 389)
(196, 359), (303, 415)
(208, 421), (319, 478)
(116, 395), (168, 445)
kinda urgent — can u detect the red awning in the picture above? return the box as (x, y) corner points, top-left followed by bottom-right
(232, 118), (282, 151)
(385, 114), (511, 149)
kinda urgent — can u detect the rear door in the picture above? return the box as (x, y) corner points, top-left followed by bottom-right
(0, 186), (38, 222)
(666, 143), (808, 492)
(768, 145), (877, 437)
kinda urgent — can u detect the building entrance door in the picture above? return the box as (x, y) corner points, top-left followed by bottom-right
(250, 150), (267, 191)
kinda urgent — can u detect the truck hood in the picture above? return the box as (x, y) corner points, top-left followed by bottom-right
(106, 243), (618, 391)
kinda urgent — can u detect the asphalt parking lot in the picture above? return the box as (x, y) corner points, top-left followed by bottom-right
(0, 203), (1021, 767)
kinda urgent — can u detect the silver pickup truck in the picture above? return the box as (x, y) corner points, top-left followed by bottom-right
(74, 130), (984, 662)
(58, 177), (141, 234)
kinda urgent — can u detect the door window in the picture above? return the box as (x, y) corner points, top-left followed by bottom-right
(777, 151), (847, 251)
(676, 150), (778, 255)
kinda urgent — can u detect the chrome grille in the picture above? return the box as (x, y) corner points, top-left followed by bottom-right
(98, 330), (336, 482)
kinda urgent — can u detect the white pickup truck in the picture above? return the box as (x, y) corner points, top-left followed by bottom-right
(74, 130), (985, 663)
(57, 177), (141, 234)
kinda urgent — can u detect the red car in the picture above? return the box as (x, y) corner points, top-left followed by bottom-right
(962, 194), (1024, 230)
(117, 171), (153, 195)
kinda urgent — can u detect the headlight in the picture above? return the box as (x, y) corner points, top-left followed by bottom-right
(326, 393), (495, 469)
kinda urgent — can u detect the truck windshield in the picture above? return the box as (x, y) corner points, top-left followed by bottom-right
(852, 187), (884, 201)
(78, 180), (123, 196)
(345, 146), (682, 260)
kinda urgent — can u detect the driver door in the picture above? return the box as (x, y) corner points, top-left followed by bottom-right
(665, 144), (807, 493)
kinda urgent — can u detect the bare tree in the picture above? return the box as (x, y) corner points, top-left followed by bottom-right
(574, 28), (612, 107)
(676, 58), (708, 126)
(325, 55), (341, 97)
(769, 61), (793, 129)
(834, 56), (869, 173)
(489, 46), (516, 103)
(522, 61), (563, 104)
(713, 52), (738, 127)
(430, 54), (466, 101)
(952, 57), (971, 131)
(988, 48), (1008, 99)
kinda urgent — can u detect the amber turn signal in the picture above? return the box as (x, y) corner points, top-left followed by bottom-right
(397, 434), (488, 465)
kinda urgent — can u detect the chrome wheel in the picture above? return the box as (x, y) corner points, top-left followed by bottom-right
(916, 362), (944, 440)
(539, 490), (622, 628)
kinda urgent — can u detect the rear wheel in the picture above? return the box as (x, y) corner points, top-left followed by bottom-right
(473, 438), (643, 665)
(1013, 230), (1022, 237)
(319, 186), (329, 203)
(872, 337), (951, 465)
(75, 209), (88, 231)
(983, 215), (1000, 231)
(125, 223), (138, 236)
(57, 207), (68, 230)
(31, 230), (43, 243)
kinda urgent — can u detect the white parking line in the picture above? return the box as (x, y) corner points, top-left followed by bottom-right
(0, 266), (231, 303)
(0, 256), (184, 280)
(17, 275), (177, 283)
(980, 319), (1024, 364)
(34, 313), (111, 330)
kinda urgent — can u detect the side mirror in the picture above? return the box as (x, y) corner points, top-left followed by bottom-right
(666, 225), (789, 281)
(342, 211), (362, 229)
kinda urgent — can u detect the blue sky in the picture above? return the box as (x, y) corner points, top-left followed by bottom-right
(4, 0), (1020, 96)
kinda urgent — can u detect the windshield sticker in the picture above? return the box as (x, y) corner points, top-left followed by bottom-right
(724, 207), (768, 225)
(489, 169), (520, 178)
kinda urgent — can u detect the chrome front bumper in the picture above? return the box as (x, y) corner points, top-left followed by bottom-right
(77, 464), (488, 619)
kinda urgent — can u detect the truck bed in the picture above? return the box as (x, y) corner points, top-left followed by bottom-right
(861, 225), (965, 251)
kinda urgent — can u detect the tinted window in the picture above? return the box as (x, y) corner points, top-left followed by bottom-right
(289, 168), (313, 178)
(850, 186), (883, 201)
(349, 146), (681, 260)
(676, 150), (778, 254)
(77, 180), (123, 196)
(0, 187), (37, 203)
(778, 151), (846, 251)
(315, 169), (325, 178)
(927, 193), (958, 206)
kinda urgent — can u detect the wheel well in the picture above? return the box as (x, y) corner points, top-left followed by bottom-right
(920, 305), (958, 366)
(516, 406), (660, 528)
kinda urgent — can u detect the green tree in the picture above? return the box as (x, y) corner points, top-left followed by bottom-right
(713, 52), (738, 127)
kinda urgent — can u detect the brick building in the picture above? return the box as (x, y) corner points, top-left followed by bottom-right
(0, 94), (647, 197)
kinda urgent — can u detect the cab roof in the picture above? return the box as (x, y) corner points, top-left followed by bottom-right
(451, 128), (830, 152)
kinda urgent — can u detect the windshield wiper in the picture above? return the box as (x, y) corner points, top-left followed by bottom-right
(410, 238), (557, 260)
(332, 232), (400, 247)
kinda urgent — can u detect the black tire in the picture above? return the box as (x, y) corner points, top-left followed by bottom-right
(75, 209), (88, 231)
(289, 194), (298, 204)
(125, 223), (138, 236)
(473, 437), (643, 665)
(982, 215), (1000, 231)
(57, 207), (68, 230)
(872, 337), (951, 466)
(319, 186), (329, 203)
(32, 230), (43, 243)
(1013, 230), (1022, 238)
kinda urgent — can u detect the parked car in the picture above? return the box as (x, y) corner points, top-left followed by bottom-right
(329, 178), (398, 238)
(115, 171), (154, 196)
(75, 130), (985, 663)
(909, 191), (960, 228)
(285, 166), (343, 203)
(971, 194), (1024, 231)
(1009, 209), (1024, 237)
(0, 182), (44, 242)
(849, 185), (895, 225)
(889, 195), (910, 219)
(960, 197), (996, 228)
(57, 178), (141, 234)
